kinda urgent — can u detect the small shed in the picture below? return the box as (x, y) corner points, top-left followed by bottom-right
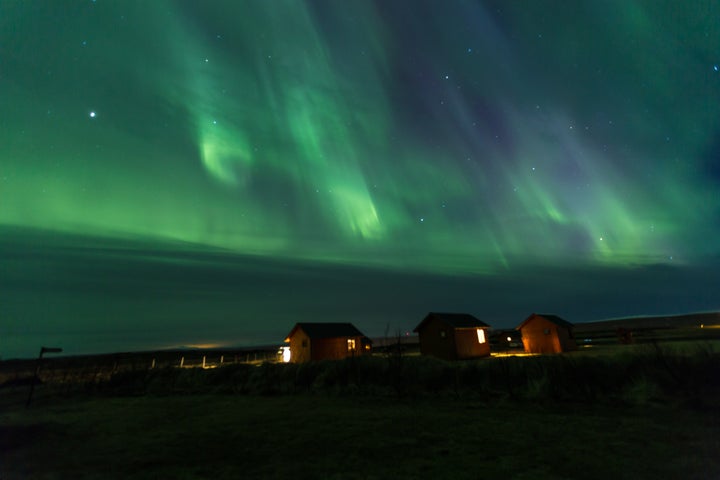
(517, 313), (577, 354)
(413, 312), (491, 361)
(284, 323), (371, 363)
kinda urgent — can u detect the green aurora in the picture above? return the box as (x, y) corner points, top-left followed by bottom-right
(2, 1), (719, 357)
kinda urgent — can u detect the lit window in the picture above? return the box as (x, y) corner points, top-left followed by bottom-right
(347, 339), (356, 351)
(476, 328), (486, 344)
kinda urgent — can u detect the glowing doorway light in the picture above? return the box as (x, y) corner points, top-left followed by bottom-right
(476, 328), (486, 344)
(281, 346), (291, 363)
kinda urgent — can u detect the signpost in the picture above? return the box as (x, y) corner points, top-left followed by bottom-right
(26, 346), (63, 407)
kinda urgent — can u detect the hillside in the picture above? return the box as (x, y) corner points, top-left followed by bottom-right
(574, 311), (720, 334)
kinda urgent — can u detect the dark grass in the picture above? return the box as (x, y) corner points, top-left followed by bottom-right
(2, 394), (719, 479)
(28, 342), (715, 407)
(2, 344), (719, 479)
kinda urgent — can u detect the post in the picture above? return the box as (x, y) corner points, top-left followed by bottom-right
(151, 358), (156, 369)
(202, 356), (206, 369)
(180, 356), (185, 368)
(26, 347), (62, 408)
(220, 355), (224, 365)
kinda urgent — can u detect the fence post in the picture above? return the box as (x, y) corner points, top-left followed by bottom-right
(202, 356), (206, 369)
(180, 356), (185, 368)
(26, 346), (62, 408)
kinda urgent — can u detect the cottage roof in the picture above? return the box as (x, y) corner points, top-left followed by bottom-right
(285, 322), (367, 341)
(413, 312), (490, 332)
(518, 313), (574, 330)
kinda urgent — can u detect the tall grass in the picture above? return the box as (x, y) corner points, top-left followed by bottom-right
(17, 343), (720, 407)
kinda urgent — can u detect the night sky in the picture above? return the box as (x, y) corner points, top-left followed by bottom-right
(2, 1), (719, 358)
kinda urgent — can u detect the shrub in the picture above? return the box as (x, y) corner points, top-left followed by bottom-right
(31, 343), (719, 407)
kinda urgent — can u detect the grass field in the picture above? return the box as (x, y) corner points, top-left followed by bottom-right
(2, 339), (719, 479)
(2, 392), (719, 480)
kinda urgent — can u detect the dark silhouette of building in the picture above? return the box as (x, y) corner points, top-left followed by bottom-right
(284, 323), (371, 363)
(413, 312), (491, 360)
(517, 313), (576, 353)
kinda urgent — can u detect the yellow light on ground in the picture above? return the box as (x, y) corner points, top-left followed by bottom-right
(491, 352), (539, 358)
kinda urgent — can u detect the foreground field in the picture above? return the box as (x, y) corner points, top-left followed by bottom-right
(2, 343), (719, 479)
(2, 391), (719, 479)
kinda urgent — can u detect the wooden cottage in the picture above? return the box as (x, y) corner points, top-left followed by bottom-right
(517, 313), (577, 354)
(413, 312), (491, 361)
(284, 322), (371, 363)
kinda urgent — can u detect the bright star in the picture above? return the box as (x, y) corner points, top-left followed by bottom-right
(89, 111), (96, 118)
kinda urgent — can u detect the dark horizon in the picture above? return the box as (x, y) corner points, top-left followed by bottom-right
(3, 225), (718, 359)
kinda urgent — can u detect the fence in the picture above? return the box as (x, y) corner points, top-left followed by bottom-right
(0, 347), (282, 390)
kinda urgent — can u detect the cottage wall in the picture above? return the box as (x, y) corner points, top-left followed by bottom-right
(520, 316), (576, 353)
(289, 333), (367, 363)
(310, 336), (364, 361)
(454, 328), (491, 359)
(289, 329), (312, 363)
(417, 317), (457, 360)
(555, 326), (577, 352)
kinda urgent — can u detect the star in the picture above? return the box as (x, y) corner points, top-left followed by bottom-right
(89, 111), (96, 118)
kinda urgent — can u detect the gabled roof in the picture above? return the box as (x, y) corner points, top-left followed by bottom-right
(517, 313), (574, 330)
(285, 322), (367, 341)
(413, 312), (490, 332)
